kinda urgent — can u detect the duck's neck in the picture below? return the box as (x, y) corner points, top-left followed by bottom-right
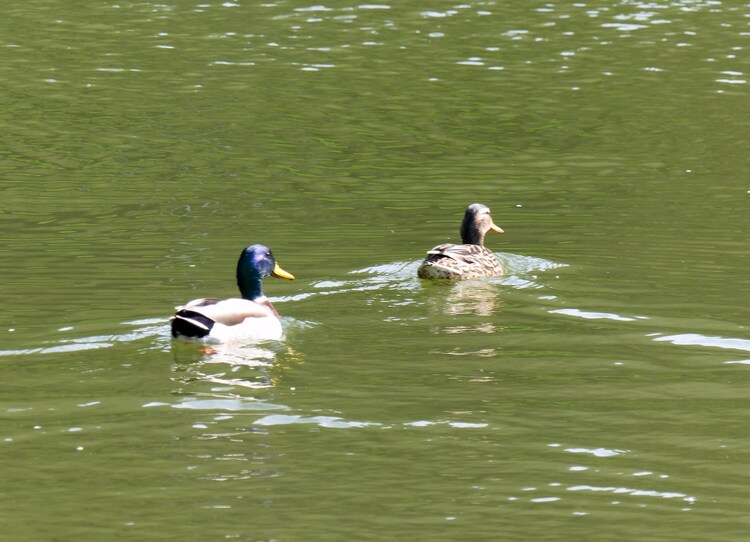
(238, 274), (279, 316)
(460, 223), (485, 246)
(237, 272), (264, 301)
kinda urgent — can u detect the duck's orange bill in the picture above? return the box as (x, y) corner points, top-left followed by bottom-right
(490, 224), (505, 234)
(272, 263), (295, 280)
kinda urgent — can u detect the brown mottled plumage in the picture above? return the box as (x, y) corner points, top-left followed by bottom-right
(417, 203), (504, 280)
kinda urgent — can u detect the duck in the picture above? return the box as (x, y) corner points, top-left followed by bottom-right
(171, 244), (295, 343)
(417, 203), (505, 280)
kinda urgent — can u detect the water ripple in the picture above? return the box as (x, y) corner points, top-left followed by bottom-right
(567, 484), (694, 502)
(0, 318), (169, 357)
(652, 333), (750, 352)
(560, 445), (628, 458)
(254, 414), (376, 428)
(550, 308), (646, 322)
(149, 399), (288, 411)
(253, 414), (490, 429)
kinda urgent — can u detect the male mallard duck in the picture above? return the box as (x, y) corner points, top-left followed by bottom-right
(417, 203), (505, 280)
(171, 244), (295, 343)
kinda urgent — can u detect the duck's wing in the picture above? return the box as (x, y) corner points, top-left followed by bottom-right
(425, 243), (485, 260)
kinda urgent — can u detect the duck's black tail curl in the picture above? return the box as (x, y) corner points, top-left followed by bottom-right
(171, 310), (215, 339)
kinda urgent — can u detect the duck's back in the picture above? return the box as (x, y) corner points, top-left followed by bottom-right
(417, 243), (503, 280)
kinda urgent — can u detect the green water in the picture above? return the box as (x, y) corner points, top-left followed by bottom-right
(2, 0), (750, 540)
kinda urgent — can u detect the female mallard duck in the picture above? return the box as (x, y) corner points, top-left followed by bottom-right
(171, 244), (295, 343)
(417, 203), (505, 280)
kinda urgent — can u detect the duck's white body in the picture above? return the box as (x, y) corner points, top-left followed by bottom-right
(172, 297), (283, 343)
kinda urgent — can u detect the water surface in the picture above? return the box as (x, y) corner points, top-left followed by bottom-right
(2, 1), (750, 540)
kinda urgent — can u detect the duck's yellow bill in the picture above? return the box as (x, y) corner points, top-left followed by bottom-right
(490, 223), (505, 234)
(272, 263), (295, 280)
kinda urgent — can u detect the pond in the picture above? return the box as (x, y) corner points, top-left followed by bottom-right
(1, 1), (750, 540)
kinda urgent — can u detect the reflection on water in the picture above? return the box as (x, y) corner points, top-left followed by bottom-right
(442, 280), (500, 317)
(171, 339), (305, 395)
(421, 253), (565, 338)
(429, 280), (502, 336)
